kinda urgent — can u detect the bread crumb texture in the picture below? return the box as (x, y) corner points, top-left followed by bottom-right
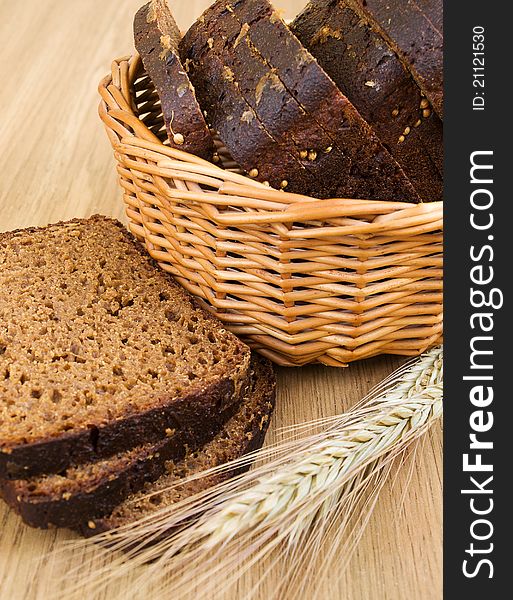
(0, 217), (248, 449)
(94, 358), (275, 530)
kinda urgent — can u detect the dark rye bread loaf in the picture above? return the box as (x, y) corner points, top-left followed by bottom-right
(0, 216), (250, 479)
(181, 0), (420, 202)
(76, 355), (275, 536)
(354, 0), (443, 119)
(181, 0), (346, 197)
(0, 356), (274, 530)
(134, 0), (214, 159)
(291, 0), (443, 202)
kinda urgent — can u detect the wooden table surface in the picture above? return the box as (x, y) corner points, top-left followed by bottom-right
(0, 1), (442, 598)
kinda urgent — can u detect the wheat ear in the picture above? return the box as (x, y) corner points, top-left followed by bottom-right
(50, 346), (443, 600)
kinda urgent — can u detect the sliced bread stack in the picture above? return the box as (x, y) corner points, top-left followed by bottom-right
(166, 0), (443, 202)
(179, 0), (421, 201)
(0, 216), (275, 532)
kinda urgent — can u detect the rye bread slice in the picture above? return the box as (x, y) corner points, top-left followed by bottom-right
(291, 0), (443, 202)
(75, 355), (276, 536)
(223, 1), (428, 199)
(235, 0), (422, 201)
(133, 0), (214, 159)
(181, 0), (420, 201)
(0, 216), (251, 479)
(353, 0), (443, 119)
(184, 1), (350, 198)
(180, 20), (311, 192)
(0, 428), (193, 529)
(0, 356), (274, 529)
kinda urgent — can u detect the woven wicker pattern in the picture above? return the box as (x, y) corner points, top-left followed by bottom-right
(98, 55), (443, 367)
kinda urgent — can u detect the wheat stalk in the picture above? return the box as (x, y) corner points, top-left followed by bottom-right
(49, 346), (443, 600)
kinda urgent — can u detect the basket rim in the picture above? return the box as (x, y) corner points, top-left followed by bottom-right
(98, 54), (444, 214)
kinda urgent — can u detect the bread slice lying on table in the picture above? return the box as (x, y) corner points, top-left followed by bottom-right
(78, 355), (275, 536)
(1, 356), (275, 531)
(0, 216), (251, 479)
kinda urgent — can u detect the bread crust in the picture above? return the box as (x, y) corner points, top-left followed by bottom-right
(0, 376), (246, 479)
(0, 430), (192, 528)
(237, 0), (421, 201)
(0, 389), (247, 528)
(0, 357), (274, 531)
(79, 356), (275, 537)
(192, 2), (350, 198)
(180, 16), (311, 192)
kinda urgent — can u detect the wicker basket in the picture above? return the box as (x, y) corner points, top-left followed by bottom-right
(98, 54), (443, 367)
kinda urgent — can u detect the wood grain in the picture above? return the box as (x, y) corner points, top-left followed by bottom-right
(0, 1), (442, 598)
